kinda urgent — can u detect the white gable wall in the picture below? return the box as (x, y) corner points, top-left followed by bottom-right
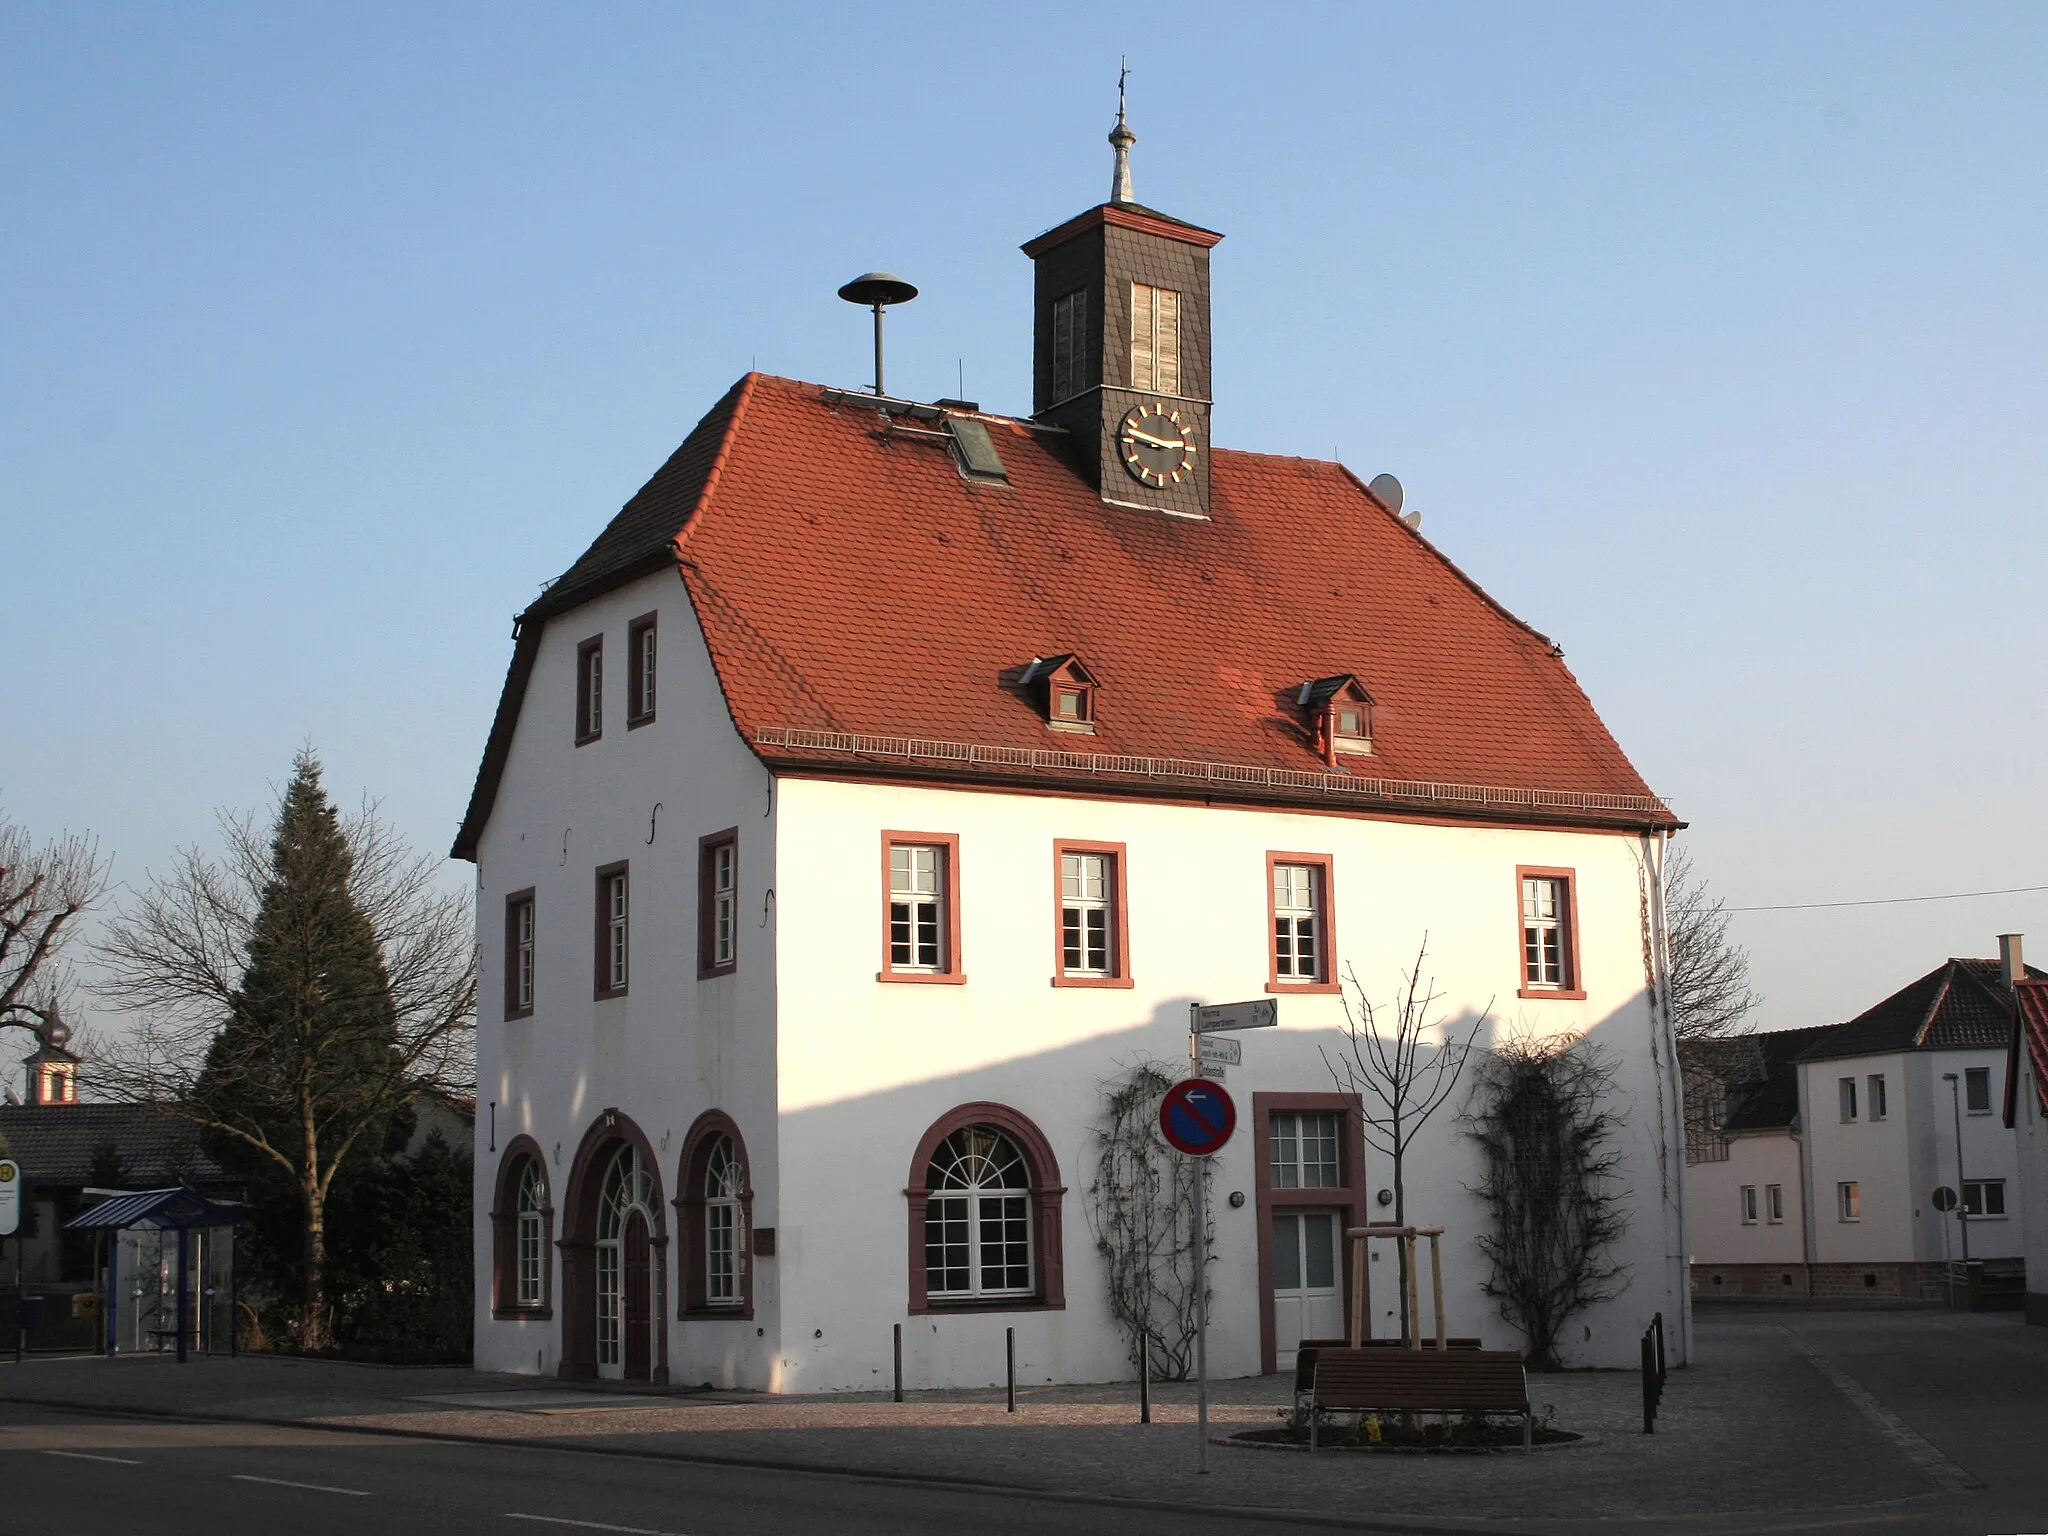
(1688, 1130), (1805, 1267)
(471, 568), (781, 1385)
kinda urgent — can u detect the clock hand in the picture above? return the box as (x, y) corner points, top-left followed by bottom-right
(1126, 427), (1186, 449)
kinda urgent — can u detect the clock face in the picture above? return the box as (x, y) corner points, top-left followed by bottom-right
(1118, 402), (1198, 487)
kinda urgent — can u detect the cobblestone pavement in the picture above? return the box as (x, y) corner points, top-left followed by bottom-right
(4, 1306), (2044, 1532)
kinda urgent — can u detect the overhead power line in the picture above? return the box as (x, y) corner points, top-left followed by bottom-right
(1728, 882), (2048, 914)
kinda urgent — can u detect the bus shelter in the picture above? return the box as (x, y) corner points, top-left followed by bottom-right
(64, 1188), (241, 1362)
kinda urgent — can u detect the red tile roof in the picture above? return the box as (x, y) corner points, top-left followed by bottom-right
(2007, 979), (2048, 1124)
(454, 374), (1676, 858)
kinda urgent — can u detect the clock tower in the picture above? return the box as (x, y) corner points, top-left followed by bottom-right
(1023, 100), (1223, 520)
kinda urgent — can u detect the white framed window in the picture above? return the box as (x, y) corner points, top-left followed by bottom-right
(511, 895), (535, 1013)
(1520, 874), (1573, 989)
(1837, 1181), (1861, 1222)
(1868, 1074), (1887, 1121)
(603, 870), (629, 992)
(1272, 863), (1323, 982)
(1766, 1184), (1784, 1223)
(1963, 1178), (2006, 1217)
(701, 835), (738, 975)
(1839, 1077), (1858, 1123)
(1129, 282), (1181, 395)
(1051, 288), (1088, 400)
(1740, 1185), (1758, 1224)
(923, 1127), (1033, 1301)
(1061, 851), (1112, 976)
(515, 1161), (547, 1308)
(889, 845), (945, 972)
(576, 635), (603, 743)
(704, 1135), (744, 1306)
(627, 613), (657, 724)
(1965, 1067), (1992, 1114)
(1269, 1111), (1341, 1189)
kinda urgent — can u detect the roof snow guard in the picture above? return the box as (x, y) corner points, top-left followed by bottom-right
(65, 1187), (242, 1232)
(753, 726), (1674, 822)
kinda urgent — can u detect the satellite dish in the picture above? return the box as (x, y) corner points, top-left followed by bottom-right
(1400, 509), (1423, 531)
(1367, 473), (1404, 514)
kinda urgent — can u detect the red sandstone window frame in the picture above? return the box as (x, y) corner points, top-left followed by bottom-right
(1265, 851), (1339, 995)
(878, 831), (965, 984)
(594, 861), (629, 1000)
(1515, 866), (1585, 1000)
(674, 1111), (756, 1320)
(626, 612), (657, 728)
(1052, 839), (1132, 988)
(504, 888), (536, 1021)
(904, 1102), (1066, 1316)
(575, 634), (603, 746)
(698, 830), (738, 979)
(490, 1137), (554, 1320)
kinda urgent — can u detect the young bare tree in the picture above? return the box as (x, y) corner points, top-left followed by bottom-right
(1, 810), (109, 1040)
(1664, 846), (1761, 1042)
(1322, 938), (1491, 1339)
(92, 751), (474, 1349)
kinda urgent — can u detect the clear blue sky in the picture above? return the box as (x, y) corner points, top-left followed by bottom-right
(5, 3), (2043, 1039)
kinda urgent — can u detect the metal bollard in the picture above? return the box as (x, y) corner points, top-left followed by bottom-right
(1139, 1335), (1151, 1424)
(893, 1323), (903, 1403)
(1005, 1327), (1016, 1412)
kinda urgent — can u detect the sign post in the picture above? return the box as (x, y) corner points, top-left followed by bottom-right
(1, 1161), (20, 1365)
(1161, 1000), (1270, 1476)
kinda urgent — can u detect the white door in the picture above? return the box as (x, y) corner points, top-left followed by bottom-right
(1272, 1209), (1344, 1368)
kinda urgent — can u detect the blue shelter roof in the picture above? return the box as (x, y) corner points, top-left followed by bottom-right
(64, 1186), (242, 1232)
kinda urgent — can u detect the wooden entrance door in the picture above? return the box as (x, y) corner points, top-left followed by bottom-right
(623, 1211), (651, 1382)
(1271, 1209), (1343, 1368)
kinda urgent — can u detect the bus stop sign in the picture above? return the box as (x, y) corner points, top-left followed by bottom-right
(1159, 1080), (1236, 1156)
(0, 1161), (18, 1237)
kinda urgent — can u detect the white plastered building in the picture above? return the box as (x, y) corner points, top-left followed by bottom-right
(454, 137), (1692, 1389)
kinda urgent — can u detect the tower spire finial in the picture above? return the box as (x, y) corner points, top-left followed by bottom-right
(1109, 58), (1136, 205)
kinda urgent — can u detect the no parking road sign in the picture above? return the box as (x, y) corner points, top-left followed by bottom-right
(1159, 1079), (1236, 1157)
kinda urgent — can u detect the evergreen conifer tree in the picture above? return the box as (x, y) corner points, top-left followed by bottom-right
(194, 749), (403, 1347)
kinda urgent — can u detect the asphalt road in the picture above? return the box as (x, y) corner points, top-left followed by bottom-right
(0, 1400), (1424, 1536)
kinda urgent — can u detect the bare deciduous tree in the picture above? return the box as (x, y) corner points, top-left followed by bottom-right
(92, 754), (474, 1348)
(1, 810), (109, 1038)
(1322, 938), (1490, 1340)
(1664, 846), (1761, 1042)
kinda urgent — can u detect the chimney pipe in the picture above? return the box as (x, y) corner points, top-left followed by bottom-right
(1999, 933), (2024, 993)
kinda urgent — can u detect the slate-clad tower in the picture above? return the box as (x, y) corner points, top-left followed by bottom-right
(1023, 105), (1223, 521)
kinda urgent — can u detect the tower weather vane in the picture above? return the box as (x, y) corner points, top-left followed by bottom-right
(1110, 58), (1136, 204)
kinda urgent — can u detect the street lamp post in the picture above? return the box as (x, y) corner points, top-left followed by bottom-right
(1943, 1072), (1970, 1263)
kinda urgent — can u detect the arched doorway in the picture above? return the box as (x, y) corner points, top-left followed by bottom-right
(596, 1143), (658, 1381)
(560, 1112), (668, 1383)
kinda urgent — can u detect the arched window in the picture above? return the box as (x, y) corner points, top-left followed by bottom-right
(905, 1103), (1065, 1314)
(491, 1139), (552, 1319)
(596, 1143), (658, 1379)
(676, 1111), (753, 1318)
(926, 1127), (1032, 1299)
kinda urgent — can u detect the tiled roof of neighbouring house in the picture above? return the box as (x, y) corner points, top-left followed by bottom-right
(0, 1104), (230, 1189)
(1796, 958), (2043, 1064)
(2009, 979), (2048, 1123)
(455, 376), (1677, 857)
(1715, 1025), (1841, 1132)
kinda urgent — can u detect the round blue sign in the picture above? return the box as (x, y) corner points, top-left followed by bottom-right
(1159, 1079), (1236, 1156)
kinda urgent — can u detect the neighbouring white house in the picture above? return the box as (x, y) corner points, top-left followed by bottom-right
(2001, 941), (2048, 1325)
(1689, 939), (2038, 1304)
(453, 119), (1692, 1390)
(1685, 1025), (1833, 1299)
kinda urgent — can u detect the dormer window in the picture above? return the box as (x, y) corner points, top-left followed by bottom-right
(1296, 675), (1375, 765)
(1019, 654), (1100, 735)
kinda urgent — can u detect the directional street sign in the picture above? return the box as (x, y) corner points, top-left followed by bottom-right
(0, 1161), (18, 1238)
(1192, 998), (1278, 1034)
(1194, 1035), (1241, 1081)
(1159, 1079), (1236, 1156)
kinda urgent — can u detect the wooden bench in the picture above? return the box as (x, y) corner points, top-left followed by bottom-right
(1305, 1347), (1533, 1451)
(1291, 1338), (1482, 1400)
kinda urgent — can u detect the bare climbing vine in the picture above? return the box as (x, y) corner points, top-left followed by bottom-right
(1464, 1033), (1629, 1370)
(1085, 1060), (1207, 1381)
